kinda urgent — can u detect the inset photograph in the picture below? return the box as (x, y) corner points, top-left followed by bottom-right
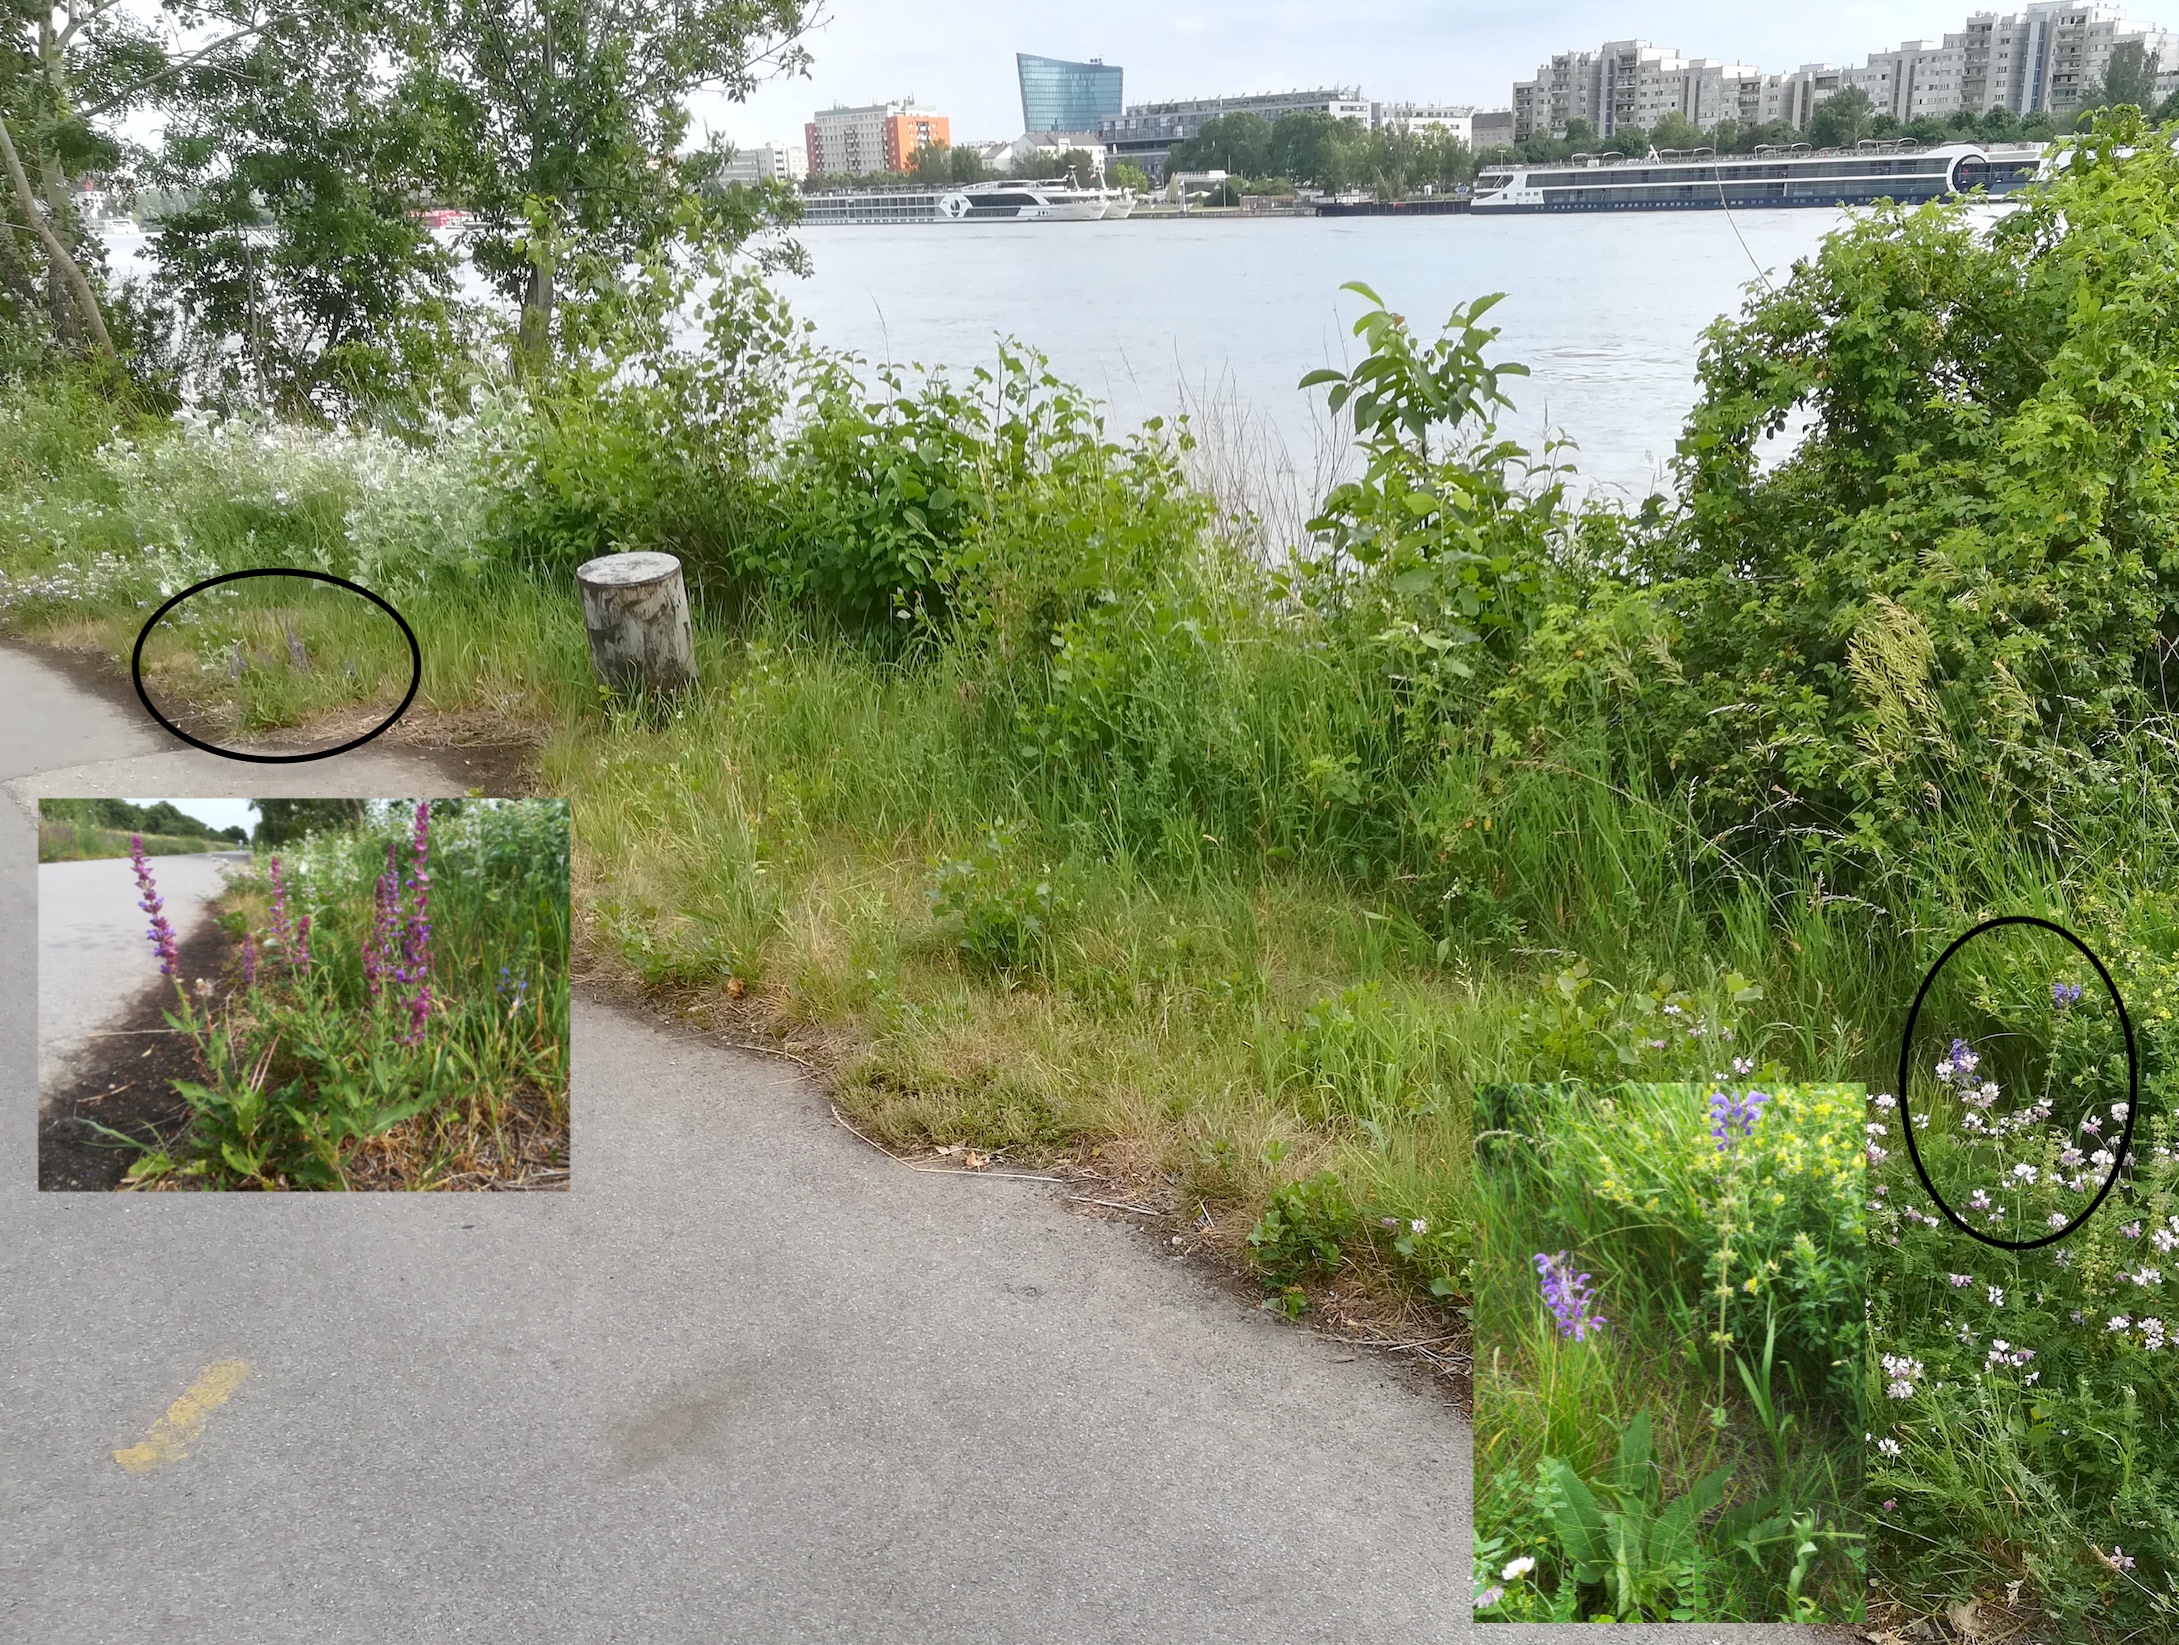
(38, 797), (569, 1191)
(1472, 1076), (1864, 1625)
(1868, 918), (2174, 1638)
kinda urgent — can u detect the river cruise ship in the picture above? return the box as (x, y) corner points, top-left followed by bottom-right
(799, 176), (1131, 226)
(1470, 141), (2045, 213)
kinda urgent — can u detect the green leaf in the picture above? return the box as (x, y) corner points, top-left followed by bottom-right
(1542, 1457), (1609, 1579)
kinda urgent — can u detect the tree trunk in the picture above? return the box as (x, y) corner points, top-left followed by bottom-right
(515, 254), (553, 378)
(0, 113), (112, 358)
(575, 552), (697, 696)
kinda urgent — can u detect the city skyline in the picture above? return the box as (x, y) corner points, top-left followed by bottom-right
(692, 1), (2062, 149)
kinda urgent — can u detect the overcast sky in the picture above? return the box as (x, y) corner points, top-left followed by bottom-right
(698, 2), (1994, 147)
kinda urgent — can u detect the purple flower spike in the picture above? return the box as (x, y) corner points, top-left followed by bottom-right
(267, 854), (293, 954)
(365, 839), (399, 1000)
(1533, 1250), (1607, 1342)
(399, 801), (433, 1047)
(1709, 1087), (1770, 1151)
(129, 834), (180, 977)
(2052, 981), (2083, 1010)
(241, 934), (258, 987)
(294, 912), (311, 974)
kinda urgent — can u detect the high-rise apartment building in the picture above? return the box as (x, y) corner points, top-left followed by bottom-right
(803, 100), (950, 176)
(1516, 7), (2176, 143)
(1017, 54), (1124, 133)
(1955, 3), (2175, 117)
(1512, 41), (1762, 141)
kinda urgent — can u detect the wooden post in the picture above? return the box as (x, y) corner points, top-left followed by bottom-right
(575, 551), (696, 695)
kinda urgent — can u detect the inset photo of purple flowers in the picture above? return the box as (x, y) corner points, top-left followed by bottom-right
(1473, 1077), (1865, 1625)
(37, 796), (568, 1191)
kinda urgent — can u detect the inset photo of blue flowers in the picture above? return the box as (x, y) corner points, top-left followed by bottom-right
(37, 796), (569, 1191)
(1472, 1076), (1865, 1624)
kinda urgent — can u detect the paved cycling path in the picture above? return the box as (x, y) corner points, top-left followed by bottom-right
(37, 850), (248, 1098)
(0, 641), (1841, 1644)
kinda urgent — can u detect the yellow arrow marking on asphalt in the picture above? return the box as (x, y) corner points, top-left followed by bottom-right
(112, 1360), (252, 1474)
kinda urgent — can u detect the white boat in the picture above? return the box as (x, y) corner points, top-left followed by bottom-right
(1469, 140), (2046, 213)
(1099, 189), (1135, 220)
(937, 175), (1110, 222)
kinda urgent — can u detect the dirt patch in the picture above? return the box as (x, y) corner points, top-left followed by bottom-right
(38, 912), (233, 1190)
(10, 636), (546, 796)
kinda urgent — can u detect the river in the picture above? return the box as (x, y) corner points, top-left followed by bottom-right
(772, 210), (1854, 502)
(104, 207), (1858, 502)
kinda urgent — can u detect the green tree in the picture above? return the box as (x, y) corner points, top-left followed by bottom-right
(0, 1), (334, 366)
(1651, 111), (2179, 868)
(1168, 111), (1271, 178)
(1647, 112), (1704, 151)
(907, 141), (996, 185)
(253, 798), (367, 845)
(1108, 161), (1148, 192)
(1267, 110), (1347, 186)
(405, 0), (815, 377)
(149, 8), (477, 420)
(1805, 86), (1874, 149)
(2083, 39), (2159, 112)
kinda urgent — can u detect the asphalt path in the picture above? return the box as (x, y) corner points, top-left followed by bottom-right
(37, 850), (248, 1099)
(0, 641), (1850, 1643)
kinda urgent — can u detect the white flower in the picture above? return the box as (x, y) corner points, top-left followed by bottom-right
(1987, 1286), (2005, 1307)
(1876, 1437), (1901, 1456)
(1872, 1093), (1896, 1109)
(2010, 1163), (2038, 1185)
(1502, 1555), (1536, 1581)
(2109, 1315), (2133, 1332)
(1409, 1219), (1428, 1236)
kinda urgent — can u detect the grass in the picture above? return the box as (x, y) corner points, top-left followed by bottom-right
(4, 198), (2179, 1625)
(38, 821), (228, 861)
(114, 799), (571, 1191)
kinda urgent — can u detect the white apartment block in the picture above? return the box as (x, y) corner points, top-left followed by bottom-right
(1517, 6), (2177, 144)
(1374, 102), (1478, 144)
(1512, 40), (1762, 141)
(718, 143), (810, 186)
(1852, 40), (1973, 121)
(1955, 3), (2177, 117)
(1762, 64), (1847, 126)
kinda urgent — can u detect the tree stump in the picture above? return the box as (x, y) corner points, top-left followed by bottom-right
(575, 551), (696, 696)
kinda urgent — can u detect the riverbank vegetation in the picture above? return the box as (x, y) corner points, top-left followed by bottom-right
(2, 0), (2177, 1622)
(37, 797), (245, 861)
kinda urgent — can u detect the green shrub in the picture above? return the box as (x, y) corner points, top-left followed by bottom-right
(1246, 1169), (1361, 1284)
(929, 822), (1067, 978)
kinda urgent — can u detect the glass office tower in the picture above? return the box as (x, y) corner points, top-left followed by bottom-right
(1016, 53), (1124, 133)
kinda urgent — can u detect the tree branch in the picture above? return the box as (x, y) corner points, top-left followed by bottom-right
(0, 109), (113, 357)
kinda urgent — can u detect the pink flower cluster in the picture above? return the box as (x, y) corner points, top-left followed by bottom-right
(365, 803), (435, 1047)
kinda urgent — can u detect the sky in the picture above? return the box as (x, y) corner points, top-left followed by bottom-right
(126, 799), (258, 835)
(697, 2), (1997, 148)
